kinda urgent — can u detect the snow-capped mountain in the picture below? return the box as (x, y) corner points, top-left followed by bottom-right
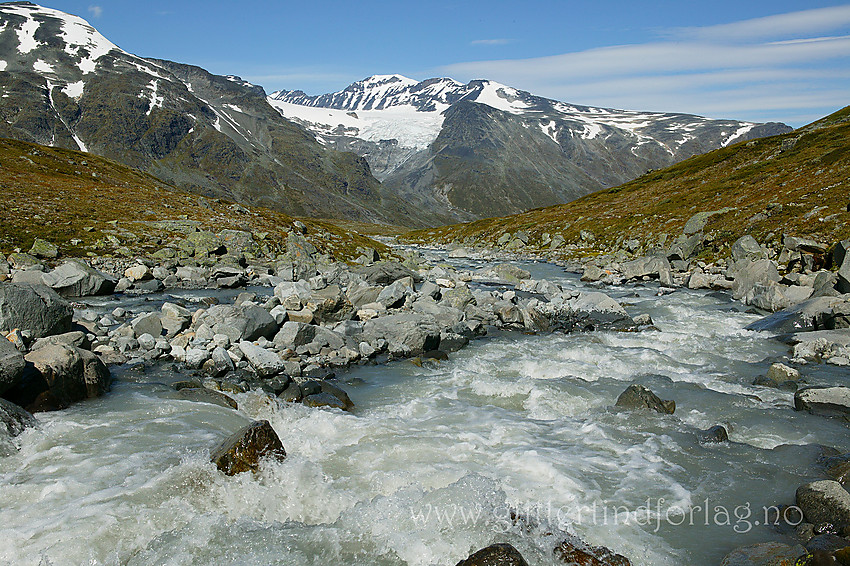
(270, 75), (791, 221)
(0, 3), (418, 225)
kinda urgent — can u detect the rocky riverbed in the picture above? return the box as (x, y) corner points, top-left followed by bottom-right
(1, 229), (850, 565)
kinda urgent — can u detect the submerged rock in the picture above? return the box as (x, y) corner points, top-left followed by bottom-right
(555, 539), (632, 566)
(210, 419), (286, 476)
(615, 384), (675, 414)
(719, 542), (807, 566)
(455, 543), (529, 566)
(699, 425), (729, 443)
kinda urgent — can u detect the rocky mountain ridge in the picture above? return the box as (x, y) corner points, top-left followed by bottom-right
(270, 74), (791, 221)
(0, 2), (420, 225)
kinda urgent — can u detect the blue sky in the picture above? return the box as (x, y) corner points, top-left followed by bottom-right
(40, 1), (850, 126)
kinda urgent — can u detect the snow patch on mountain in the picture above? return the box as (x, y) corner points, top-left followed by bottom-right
(722, 124), (756, 146)
(62, 80), (84, 98)
(268, 98), (444, 150)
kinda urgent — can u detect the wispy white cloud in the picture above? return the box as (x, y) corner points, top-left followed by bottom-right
(470, 38), (512, 46)
(664, 5), (850, 42)
(439, 6), (850, 126)
(87, 5), (102, 18)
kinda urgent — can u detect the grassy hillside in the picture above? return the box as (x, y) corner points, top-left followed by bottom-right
(0, 138), (390, 262)
(404, 106), (850, 258)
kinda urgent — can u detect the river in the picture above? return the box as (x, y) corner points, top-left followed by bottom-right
(1, 259), (847, 565)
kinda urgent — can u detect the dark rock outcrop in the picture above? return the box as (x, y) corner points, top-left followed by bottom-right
(210, 420), (286, 475)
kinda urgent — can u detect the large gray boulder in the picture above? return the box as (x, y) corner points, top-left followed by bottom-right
(356, 262), (416, 286)
(41, 260), (116, 297)
(11, 344), (110, 412)
(0, 338), (25, 396)
(621, 256), (671, 280)
(0, 283), (73, 338)
(362, 313), (440, 356)
(273, 321), (318, 350)
(749, 283), (813, 312)
(731, 235), (767, 262)
(569, 292), (636, 332)
(195, 304), (277, 343)
(746, 296), (846, 333)
(238, 342), (285, 377)
(796, 480), (850, 527)
(304, 285), (353, 324)
(794, 386), (850, 418)
(731, 259), (780, 301)
(0, 398), (36, 439)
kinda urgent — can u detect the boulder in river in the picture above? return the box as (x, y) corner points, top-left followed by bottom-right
(11, 344), (110, 412)
(555, 538), (632, 565)
(0, 338), (26, 396)
(719, 542), (807, 566)
(698, 425), (729, 443)
(0, 397), (37, 438)
(569, 292), (636, 332)
(796, 480), (850, 528)
(745, 297), (846, 333)
(41, 260), (116, 297)
(455, 543), (528, 566)
(615, 384), (675, 414)
(195, 304), (277, 343)
(0, 283), (73, 338)
(210, 419), (286, 476)
(363, 313), (440, 356)
(794, 387), (850, 418)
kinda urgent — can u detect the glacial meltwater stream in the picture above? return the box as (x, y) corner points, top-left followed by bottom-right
(2, 260), (848, 565)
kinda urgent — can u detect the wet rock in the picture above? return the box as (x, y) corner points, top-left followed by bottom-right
(750, 283), (814, 313)
(174, 387), (237, 409)
(804, 534), (850, 553)
(699, 425), (729, 443)
(796, 481), (850, 528)
(211, 420), (286, 476)
(0, 338), (26, 395)
(455, 543), (529, 566)
(12, 344), (110, 412)
(0, 398), (36, 438)
(279, 381), (303, 403)
(719, 542), (807, 566)
(41, 260), (116, 297)
(754, 363), (801, 389)
(0, 283), (73, 338)
(238, 341), (285, 377)
(555, 539), (632, 566)
(615, 384), (675, 414)
(794, 387), (850, 418)
(303, 392), (347, 410)
(570, 292), (636, 332)
(746, 297), (846, 333)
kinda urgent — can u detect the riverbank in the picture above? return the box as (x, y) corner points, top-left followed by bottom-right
(2, 238), (850, 565)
